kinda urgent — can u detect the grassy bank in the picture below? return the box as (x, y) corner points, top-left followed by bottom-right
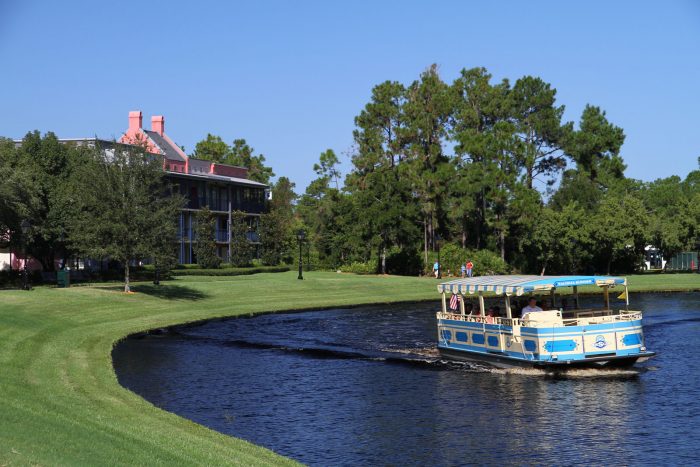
(0, 272), (697, 465)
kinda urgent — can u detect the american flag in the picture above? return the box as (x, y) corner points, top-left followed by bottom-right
(449, 294), (460, 310)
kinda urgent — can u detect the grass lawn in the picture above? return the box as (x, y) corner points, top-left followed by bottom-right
(0, 271), (697, 465)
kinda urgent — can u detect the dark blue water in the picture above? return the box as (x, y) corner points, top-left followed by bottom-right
(113, 293), (700, 466)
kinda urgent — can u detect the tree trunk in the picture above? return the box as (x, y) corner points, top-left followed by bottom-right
(606, 257), (612, 276)
(499, 229), (505, 261)
(124, 262), (131, 293)
(423, 219), (428, 269)
(380, 244), (386, 275)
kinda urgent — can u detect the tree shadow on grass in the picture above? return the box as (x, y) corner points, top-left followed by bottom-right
(129, 284), (209, 301)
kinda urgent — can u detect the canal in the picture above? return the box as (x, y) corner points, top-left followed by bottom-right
(113, 292), (700, 466)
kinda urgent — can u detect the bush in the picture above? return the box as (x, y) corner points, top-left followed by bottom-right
(172, 266), (289, 276)
(424, 244), (510, 277)
(386, 246), (423, 276)
(340, 261), (376, 275)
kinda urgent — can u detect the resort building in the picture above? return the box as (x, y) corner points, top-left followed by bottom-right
(118, 111), (268, 264)
(7, 111), (268, 268)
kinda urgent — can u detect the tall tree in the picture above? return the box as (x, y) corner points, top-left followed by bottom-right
(191, 136), (275, 184)
(313, 149), (341, 189)
(192, 134), (231, 162)
(228, 139), (274, 184)
(510, 76), (570, 189)
(68, 144), (184, 292)
(403, 64), (454, 258)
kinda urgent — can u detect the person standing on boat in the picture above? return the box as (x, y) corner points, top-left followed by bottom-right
(466, 260), (473, 277)
(521, 297), (542, 316)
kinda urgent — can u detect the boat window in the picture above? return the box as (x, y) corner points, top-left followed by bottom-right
(455, 332), (468, 342)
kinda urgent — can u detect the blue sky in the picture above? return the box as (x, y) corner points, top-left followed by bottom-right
(1, 1), (699, 191)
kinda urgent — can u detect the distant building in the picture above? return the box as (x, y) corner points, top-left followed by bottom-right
(11, 111), (268, 266)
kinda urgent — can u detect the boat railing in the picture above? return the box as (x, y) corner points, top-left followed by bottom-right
(438, 310), (643, 327)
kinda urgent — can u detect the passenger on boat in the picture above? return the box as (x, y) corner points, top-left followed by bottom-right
(521, 297), (542, 317)
(485, 307), (495, 323)
(465, 303), (474, 315)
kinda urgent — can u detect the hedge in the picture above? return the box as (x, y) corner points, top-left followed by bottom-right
(171, 266), (290, 276)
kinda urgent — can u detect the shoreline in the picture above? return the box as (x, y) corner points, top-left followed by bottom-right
(1, 272), (697, 465)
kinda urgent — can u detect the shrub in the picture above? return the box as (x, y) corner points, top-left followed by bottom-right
(424, 244), (510, 277)
(386, 246), (422, 276)
(172, 266), (289, 276)
(340, 261), (376, 275)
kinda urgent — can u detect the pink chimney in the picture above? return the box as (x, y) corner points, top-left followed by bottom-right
(151, 115), (165, 136)
(128, 111), (143, 132)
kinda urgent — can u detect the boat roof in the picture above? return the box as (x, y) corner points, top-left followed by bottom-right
(437, 275), (626, 296)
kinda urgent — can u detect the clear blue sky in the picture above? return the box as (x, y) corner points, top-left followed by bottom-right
(1, 1), (699, 191)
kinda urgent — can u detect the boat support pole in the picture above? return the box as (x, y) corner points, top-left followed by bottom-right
(603, 286), (610, 310)
(478, 291), (485, 316)
(505, 294), (512, 319)
(459, 294), (465, 316)
(441, 292), (447, 314)
(550, 288), (556, 309)
(573, 286), (579, 309)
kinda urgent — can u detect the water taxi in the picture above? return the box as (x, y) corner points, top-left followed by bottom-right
(436, 275), (655, 369)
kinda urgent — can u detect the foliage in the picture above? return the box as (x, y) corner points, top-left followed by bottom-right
(193, 207), (221, 269)
(171, 265), (290, 276)
(67, 144), (184, 292)
(259, 210), (291, 266)
(229, 210), (252, 267)
(427, 243), (510, 277)
(340, 261), (376, 275)
(192, 136), (274, 184)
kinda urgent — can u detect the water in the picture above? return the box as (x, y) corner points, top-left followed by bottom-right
(113, 293), (700, 466)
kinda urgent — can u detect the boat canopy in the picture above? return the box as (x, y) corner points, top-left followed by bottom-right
(437, 275), (626, 296)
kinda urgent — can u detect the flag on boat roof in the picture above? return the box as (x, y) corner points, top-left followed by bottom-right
(449, 293), (459, 310)
(437, 275), (626, 296)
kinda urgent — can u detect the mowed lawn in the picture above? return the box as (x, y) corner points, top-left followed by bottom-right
(0, 271), (697, 465)
(0, 272), (438, 466)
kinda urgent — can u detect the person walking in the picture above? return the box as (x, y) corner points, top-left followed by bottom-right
(466, 260), (474, 278)
(433, 261), (440, 278)
(460, 263), (467, 278)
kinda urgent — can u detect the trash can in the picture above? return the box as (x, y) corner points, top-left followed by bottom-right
(57, 270), (70, 288)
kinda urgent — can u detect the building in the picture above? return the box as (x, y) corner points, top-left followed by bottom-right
(9, 111), (268, 267)
(118, 111), (268, 264)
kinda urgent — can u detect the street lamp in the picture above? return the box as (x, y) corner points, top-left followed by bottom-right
(20, 220), (31, 291)
(435, 233), (442, 279)
(297, 229), (306, 280)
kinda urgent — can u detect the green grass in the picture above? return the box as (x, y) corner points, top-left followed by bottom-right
(0, 271), (697, 465)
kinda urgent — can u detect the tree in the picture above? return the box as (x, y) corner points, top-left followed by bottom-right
(3, 132), (83, 271)
(191, 136), (275, 184)
(403, 64), (454, 258)
(68, 144), (184, 292)
(192, 134), (230, 162)
(229, 210), (252, 267)
(510, 76), (571, 189)
(591, 194), (649, 274)
(259, 210), (289, 265)
(193, 207), (221, 269)
(228, 139), (274, 184)
(313, 149), (341, 189)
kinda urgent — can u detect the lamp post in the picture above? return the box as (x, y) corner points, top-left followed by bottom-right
(20, 220), (31, 291)
(297, 229), (306, 280)
(435, 233), (442, 279)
